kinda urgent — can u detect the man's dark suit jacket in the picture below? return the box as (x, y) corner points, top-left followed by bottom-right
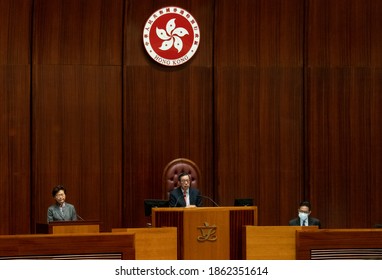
(289, 216), (321, 228)
(169, 187), (202, 207)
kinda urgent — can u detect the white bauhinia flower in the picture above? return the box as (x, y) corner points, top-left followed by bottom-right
(156, 18), (189, 53)
(156, 28), (170, 40)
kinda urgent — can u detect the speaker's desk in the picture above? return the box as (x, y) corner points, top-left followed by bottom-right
(152, 206), (257, 259)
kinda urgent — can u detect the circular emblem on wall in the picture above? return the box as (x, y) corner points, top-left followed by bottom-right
(143, 6), (200, 66)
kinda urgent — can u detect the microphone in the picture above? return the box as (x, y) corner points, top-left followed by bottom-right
(171, 195), (183, 207)
(76, 214), (85, 221)
(198, 195), (220, 207)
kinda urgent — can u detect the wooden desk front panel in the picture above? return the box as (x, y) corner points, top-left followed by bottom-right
(0, 233), (135, 259)
(244, 226), (318, 260)
(296, 229), (382, 259)
(152, 206), (257, 259)
(36, 221), (101, 234)
(153, 209), (184, 259)
(184, 208), (230, 259)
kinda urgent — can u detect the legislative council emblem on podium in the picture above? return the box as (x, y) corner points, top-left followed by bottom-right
(197, 222), (217, 242)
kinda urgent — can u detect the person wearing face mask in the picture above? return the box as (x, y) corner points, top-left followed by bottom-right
(47, 185), (78, 222)
(289, 201), (321, 228)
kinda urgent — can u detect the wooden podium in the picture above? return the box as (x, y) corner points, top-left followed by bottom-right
(152, 206), (257, 260)
(36, 221), (101, 234)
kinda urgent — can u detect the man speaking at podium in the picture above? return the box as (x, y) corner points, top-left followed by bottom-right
(169, 172), (202, 207)
(47, 185), (78, 222)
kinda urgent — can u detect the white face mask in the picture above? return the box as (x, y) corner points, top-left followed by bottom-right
(298, 212), (309, 221)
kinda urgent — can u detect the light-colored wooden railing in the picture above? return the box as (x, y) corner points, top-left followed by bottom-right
(112, 227), (177, 260)
(243, 226), (319, 259)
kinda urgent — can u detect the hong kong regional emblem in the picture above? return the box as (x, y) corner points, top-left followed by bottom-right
(143, 6), (200, 66)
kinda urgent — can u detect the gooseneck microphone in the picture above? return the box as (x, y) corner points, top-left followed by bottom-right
(197, 195), (220, 207)
(76, 214), (85, 221)
(171, 195), (183, 207)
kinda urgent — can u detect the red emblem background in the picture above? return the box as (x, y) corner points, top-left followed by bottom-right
(143, 7), (200, 66)
(148, 14), (195, 60)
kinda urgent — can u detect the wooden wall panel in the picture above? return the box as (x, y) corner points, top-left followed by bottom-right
(123, 0), (214, 227)
(32, 65), (122, 231)
(32, 0), (123, 231)
(214, 0), (304, 225)
(0, 0), (32, 234)
(1, 0), (382, 234)
(0, 0), (31, 64)
(306, 0), (382, 228)
(370, 68), (382, 226)
(33, 0), (123, 65)
(0, 66), (31, 234)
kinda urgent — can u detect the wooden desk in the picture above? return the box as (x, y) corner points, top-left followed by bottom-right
(296, 229), (382, 259)
(243, 226), (318, 259)
(0, 233), (135, 259)
(112, 227), (177, 260)
(36, 221), (101, 234)
(152, 206), (257, 259)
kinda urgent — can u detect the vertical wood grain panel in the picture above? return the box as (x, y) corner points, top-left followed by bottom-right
(370, 68), (382, 226)
(33, 0), (122, 65)
(32, 65), (122, 231)
(123, 1), (214, 227)
(0, 0), (32, 234)
(1, 0), (382, 234)
(215, 0), (304, 225)
(0, 66), (31, 234)
(32, 0), (123, 231)
(306, 0), (382, 228)
(0, 0), (31, 64)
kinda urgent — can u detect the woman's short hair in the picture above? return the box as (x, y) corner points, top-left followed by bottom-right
(52, 185), (66, 197)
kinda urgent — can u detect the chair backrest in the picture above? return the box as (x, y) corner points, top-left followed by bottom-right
(162, 158), (201, 200)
